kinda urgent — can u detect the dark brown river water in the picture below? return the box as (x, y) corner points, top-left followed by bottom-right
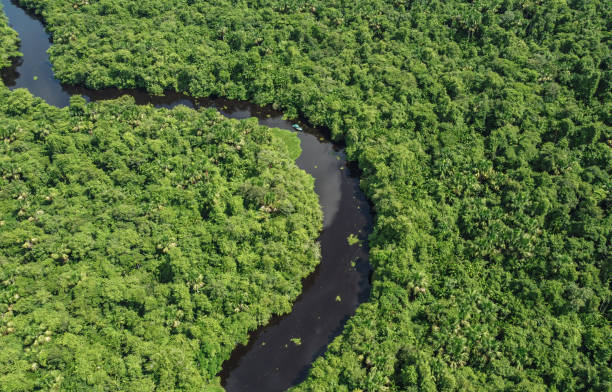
(1, 1), (372, 390)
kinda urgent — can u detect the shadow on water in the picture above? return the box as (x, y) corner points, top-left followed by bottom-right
(1, 0), (373, 390)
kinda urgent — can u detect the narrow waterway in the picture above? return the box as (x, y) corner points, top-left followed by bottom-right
(1, 1), (372, 390)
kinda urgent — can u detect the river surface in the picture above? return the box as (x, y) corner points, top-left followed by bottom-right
(0, 1), (372, 390)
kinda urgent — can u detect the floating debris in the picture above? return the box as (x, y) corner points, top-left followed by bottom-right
(347, 234), (360, 246)
(290, 337), (301, 346)
(292, 123), (303, 131)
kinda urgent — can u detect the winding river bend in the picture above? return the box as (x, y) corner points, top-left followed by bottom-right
(1, 1), (373, 390)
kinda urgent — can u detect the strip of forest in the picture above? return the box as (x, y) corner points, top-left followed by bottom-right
(0, 7), (322, 388)
(0, 3), (19, 68)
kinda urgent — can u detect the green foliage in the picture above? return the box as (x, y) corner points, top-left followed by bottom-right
(346, 234), (360, 246)
(3, 0), (612, 390)
(270, 128), (301, 161)
(291, 337), (302, 346)
(0, 87), (321, 391)
(0, 3), (20, 69)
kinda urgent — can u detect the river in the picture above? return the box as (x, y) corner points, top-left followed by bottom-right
(0, 0), (372, 390)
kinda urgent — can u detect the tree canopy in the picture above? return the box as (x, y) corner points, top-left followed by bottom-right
(0, 2), (19, 69)
(2, 0), (611, 390)
(0, 84), (321, 391)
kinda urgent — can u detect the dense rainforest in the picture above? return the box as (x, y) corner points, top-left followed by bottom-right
(1, 0), (611, 391)
(0, 20), (322, 389)
(0, 3), (19, 69)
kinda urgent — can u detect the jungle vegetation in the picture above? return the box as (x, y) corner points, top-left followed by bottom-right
(0, 82), (321, 390)
(2, 0), (611, 391)
(0, 3), (19, 69)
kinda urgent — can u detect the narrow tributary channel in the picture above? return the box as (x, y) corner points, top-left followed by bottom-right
(1, 1), (373, 390)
